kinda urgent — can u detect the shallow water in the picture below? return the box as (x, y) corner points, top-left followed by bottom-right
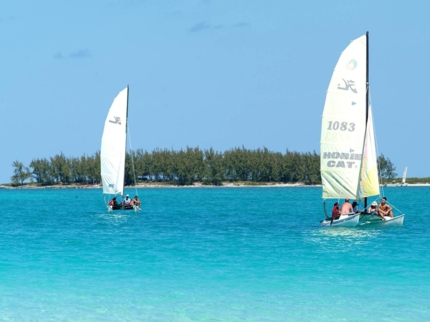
(0, 187), (429, 321)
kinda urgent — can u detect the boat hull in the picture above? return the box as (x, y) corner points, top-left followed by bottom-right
(108, 205), (140, 213)
(320, 213), (360, 227)
(359, 214), (405, 226)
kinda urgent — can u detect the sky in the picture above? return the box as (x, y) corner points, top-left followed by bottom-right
(1, 0), (429, 184)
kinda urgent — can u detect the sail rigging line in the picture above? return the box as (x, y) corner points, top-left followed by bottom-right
(370, 90), (385, 198)
(123, 85), (138, 199)
(386, 200), (402, 215)
(127, 125), (139, 198)
(122, 85), (130, 200)
(124, 85), (138, 200)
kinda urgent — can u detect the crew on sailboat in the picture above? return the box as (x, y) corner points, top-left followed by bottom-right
(352, 201), (361, 214)
(130, 196), (140, 210)
(367, 201), (378, 215)
(109, 197), (118, 207)
(341, 199), (353, 215)
(130, 196), (141, 208)
(331, 202), (341, 220)
(378, 197), (393, 220)
(123, 195), (131, 206)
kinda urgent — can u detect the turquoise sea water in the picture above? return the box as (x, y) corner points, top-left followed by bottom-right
(1, 186), (429, 321)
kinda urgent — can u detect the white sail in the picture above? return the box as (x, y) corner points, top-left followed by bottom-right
(101, 87), (128, 196)
(321, 35), (367, 199)
(359, 101), (380, 198)
(402, 166), (408, 184)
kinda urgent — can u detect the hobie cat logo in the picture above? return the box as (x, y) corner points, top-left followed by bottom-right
(337, 79), (357, 93)
(346, 59), (357, 70)
(109, 116), (122, 125)
(108, 183), (118, 194)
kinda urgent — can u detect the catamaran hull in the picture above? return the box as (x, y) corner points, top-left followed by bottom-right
(359, 214), (404, 226)
(320, 214), (360, 227)
(107, 205), (140, 213)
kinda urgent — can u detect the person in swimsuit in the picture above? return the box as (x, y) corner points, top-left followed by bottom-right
(378, 197), (393, 220)
(130, 196), (141, 209)
(341, 198), (353, 215)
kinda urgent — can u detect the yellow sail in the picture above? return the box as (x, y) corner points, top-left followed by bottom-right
(359, 101), (380, 198)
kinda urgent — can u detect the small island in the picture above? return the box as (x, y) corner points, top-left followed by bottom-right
(5, 147), (429, 188)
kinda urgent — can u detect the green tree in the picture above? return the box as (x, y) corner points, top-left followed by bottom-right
(11, 160), (32, 186)
(16, 146), (327, 186)
(124, 152), (134, 186)
(203, 148), (224, 185)
(30, 158), (54, 185)
(377, 154), (397, 180)
(89, 151), (101, 183)
(134, 149), (152, 180)
(49, 153), (72, 184)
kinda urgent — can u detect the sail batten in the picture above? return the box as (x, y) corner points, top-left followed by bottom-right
(321, 34), (379, 200)
(101, 87), (128, 196)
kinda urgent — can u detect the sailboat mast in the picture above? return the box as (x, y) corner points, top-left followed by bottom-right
(366, 31), (369, 124)
(122, 85), (129, 198)
(364, 31), (369, 209)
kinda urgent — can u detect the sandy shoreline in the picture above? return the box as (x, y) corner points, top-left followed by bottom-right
(1, 182), (430, 190)
(0, 182), (318, 189)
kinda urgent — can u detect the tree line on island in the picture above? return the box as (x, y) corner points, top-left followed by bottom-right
(10, 147), (398, 186)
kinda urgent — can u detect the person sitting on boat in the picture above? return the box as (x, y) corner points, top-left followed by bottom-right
(378, 197), (393, 220)
(123, 194), (131, 206)
(352, 201), (361, 214)
(130, 195), (141, 207)
(367, 201), (378, 215)
(341, 198), (353, 215)
(108, 197), (118, 207)
(331, 202), (341, 220)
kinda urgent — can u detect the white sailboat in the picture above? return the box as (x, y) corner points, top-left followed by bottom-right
(397, 166), (408, 186)
(100, 86), (140, 212)
(319, 32), (404, 227)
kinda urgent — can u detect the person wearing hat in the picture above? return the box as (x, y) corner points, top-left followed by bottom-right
(352, 201), (361, 214)
(341, 198), (353, 215)
(123, 194), (131, 206)
(367, 201), (378, 215)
